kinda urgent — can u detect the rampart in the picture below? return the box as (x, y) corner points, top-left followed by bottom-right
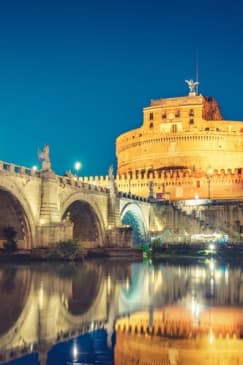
(79, 168), (243, 200)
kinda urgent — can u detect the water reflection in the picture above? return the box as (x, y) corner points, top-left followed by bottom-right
(0, 260), (243, 364)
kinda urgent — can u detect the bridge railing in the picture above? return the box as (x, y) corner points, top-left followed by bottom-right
(0, 161), (40, 177)
(58, 176), (110, 193)
(117, 191), (149, 202)
(58, 176), (151, 201)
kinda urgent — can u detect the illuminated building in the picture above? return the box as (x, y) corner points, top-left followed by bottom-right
(115, 82), (243, 200)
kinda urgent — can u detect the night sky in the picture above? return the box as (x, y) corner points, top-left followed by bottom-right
(0, 0), (242, 176)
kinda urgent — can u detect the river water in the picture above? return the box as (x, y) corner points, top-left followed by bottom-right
(0, 258), (243, 365)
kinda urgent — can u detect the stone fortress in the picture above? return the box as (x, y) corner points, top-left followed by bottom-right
(82, 81), (243, 201)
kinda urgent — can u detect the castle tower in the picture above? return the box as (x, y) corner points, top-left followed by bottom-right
(115, 83), (243, 200)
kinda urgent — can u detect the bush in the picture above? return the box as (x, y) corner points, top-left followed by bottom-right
(55, 240), (82, 259)
(2, 226), (18, 253)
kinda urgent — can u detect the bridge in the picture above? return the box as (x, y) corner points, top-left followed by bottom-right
(0, 159), (158, 249)
(0, 154), (242, 249)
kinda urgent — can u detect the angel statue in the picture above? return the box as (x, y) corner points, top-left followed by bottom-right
(108, 164), (117, 195)
(38, 144), (51, 171)
(185, 79), (199, 95)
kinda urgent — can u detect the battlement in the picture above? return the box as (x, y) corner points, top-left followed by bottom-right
(117, 167), (242, 180)
(72, 168), (242, 201)
(116, 307), (243, 339)
(116, 168), (243, 200)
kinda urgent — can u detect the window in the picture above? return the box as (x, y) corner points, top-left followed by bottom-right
(175, 110), (180, 117)
(149, 112), (154, 120)
(189, 118), (194, 125)
(162, 112), (166, 119)
(149, 122), (154, 129)
(189, 109), (194, 116)
(172, 124), (177, 133)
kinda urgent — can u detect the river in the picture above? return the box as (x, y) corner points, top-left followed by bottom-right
(0, 258), (243, 365)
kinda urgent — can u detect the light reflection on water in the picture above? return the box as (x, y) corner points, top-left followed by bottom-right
(0, 259), (243, 364)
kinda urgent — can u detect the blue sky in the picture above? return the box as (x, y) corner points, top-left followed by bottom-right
(0, 0), (242, 176)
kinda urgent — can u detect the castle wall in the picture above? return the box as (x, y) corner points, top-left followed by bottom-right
(117, 131), (243, 173)
(79, 168), (243, 200)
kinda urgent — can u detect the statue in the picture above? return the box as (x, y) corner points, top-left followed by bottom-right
(148, 181), (154, 200)
(38, 144), (51, 171)
(108, 165), (117, 195)
(185, 79), (199, 95)
(108, 165), (114, 179)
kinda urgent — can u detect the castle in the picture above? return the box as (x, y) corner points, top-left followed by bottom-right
(81, 82), (243, 201)
(115, 81), (243, 200)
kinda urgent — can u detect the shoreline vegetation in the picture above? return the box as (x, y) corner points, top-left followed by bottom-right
(0, 240), (243, 263)
(143, 242), (243, 263)
(0, 240), (143, 261)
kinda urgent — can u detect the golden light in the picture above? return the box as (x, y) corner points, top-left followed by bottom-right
(72, 342), (78, 360)
(209, 329), (214, 344)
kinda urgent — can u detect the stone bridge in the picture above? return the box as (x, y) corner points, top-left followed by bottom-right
(0, 158), (242, 249)
(0, 160), (156, 249)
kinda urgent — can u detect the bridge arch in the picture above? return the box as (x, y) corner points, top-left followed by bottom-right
(0, 178), (36, 249)
(0, 267), (33, 348)
(61, 193), (106, 247)
(120, 203), (149, 245)
(58, 263), (107, 326)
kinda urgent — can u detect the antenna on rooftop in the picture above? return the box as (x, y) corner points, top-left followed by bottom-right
(185, 51), (199, 96)
(195, 49), (199, 95)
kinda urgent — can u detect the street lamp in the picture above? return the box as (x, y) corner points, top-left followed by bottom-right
(74, 161), (82, 177)
(206, 168), (213, 200)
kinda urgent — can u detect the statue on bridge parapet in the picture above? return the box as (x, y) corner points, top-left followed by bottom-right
(148, 181), (155, 201)
(38, 144), (51, 171)
(108, 165), (118, 195)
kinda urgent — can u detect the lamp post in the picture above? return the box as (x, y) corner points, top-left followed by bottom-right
(206, 168), (213, 200)
(74, 161), (82, 178)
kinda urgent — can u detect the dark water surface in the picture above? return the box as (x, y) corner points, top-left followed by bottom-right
(0, 259), (243, 365)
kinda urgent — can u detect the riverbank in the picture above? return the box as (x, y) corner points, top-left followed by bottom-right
(0, 247), (143, 262)
(0, 243), (243, 263)
(146, 243), (243, 263)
